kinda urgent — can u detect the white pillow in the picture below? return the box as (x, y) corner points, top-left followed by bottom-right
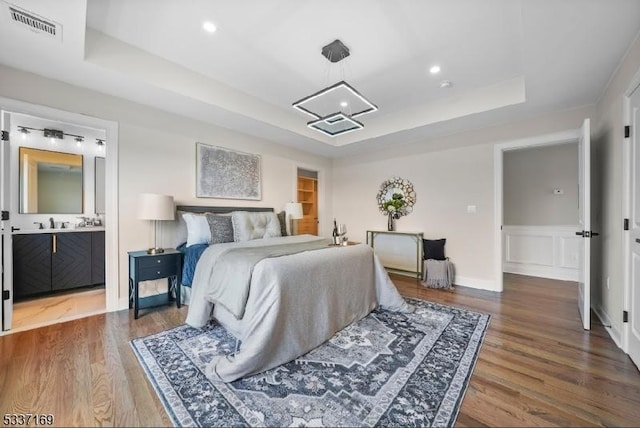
(182, 213), (211, 247)
(231, 211), (282, 242)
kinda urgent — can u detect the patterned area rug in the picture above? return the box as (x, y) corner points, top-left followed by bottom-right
(131, 298), (489, 427)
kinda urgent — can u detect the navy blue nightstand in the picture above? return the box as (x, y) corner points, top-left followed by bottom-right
(128, 249), (182, 319)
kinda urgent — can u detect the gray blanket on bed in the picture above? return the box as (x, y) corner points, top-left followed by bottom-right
(208, 239), (331, 319)
(186, 235), (411, 382)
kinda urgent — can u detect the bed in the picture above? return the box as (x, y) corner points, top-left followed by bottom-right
(171, 206), (410, 382)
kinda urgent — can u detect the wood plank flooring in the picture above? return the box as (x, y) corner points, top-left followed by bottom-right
(9, 288), (106, 333)
(0, 273), (638, 426)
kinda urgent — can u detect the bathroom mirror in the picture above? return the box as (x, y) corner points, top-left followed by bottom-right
(19, 147), (83, 214)
(95, 157), (105, 214)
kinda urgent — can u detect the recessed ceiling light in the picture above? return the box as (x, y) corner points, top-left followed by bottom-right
(340, 101), (348, 108)
(202, 21), (217, 33)
(429, 65), (441, 74)
(439, 80), (452, 88)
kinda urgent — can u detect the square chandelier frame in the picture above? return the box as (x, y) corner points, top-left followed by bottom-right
(307, 112), (364, 137)
(292, 80), (377, 120)
(292, 81), (377, 137)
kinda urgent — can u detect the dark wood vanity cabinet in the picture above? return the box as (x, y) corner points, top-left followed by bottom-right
(52, 232), (92, 291)
(12, 234), (52, 299)
(13, 231), (105, 300)
(91, 231), (105, 285)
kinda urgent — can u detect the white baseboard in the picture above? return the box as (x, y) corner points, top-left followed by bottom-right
(454, 276), (499, 292)
(117, 297), (129, 311)
(503, 263), (578, 281)
(593, 303), (622, 348)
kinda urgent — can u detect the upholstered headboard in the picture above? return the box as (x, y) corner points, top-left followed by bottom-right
(165, 206), (275, 248)
(176, 205), (274, 214)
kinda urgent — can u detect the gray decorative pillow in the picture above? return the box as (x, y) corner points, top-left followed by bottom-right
(205, 213), (234, 244)
(277, 211), (288, 236)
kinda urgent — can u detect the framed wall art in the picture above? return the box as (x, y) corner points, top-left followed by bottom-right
(196, 143), (262, 200)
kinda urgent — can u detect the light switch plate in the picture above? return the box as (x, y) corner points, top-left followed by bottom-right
(467, 205), (477, 213)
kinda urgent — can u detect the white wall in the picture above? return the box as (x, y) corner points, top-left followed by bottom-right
(592, 33), (640, 345)
(333, 106), (594, 291)
(0, 64), (333, 308)
(503, 143), (579, 226)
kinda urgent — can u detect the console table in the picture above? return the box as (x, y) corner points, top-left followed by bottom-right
(366, 230), (424, 278)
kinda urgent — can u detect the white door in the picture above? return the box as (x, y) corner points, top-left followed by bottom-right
(0, 110), (12, 331)
(577, 118), (591, 330)
(628, 87), (640, 367)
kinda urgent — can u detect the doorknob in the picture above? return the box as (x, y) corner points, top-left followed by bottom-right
(575, 230), (599, 238)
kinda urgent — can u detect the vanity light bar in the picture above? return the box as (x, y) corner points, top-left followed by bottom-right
(17, 125), (85, 141)
(43, 128), (64, 140)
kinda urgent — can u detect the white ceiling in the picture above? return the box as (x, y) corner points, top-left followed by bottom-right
(0, 0), (639, 157)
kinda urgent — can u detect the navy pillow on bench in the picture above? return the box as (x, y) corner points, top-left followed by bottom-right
(423, 238), (446, 260)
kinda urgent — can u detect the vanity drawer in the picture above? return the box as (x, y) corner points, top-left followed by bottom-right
(138, 264), (177, 281)
(138, 254), (179, 269)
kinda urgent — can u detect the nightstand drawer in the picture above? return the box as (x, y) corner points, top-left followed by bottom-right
(138, 254), (179, 269)
(138, 264), (177, 281)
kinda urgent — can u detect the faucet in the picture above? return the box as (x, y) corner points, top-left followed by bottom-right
(49, 217), (55, 229)
(76, 216), (87, 228)
(61, 222), (69, 229)
(33, 222), (43, 230)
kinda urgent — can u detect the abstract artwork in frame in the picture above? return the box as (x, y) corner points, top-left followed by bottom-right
(196, 143), (262, 200)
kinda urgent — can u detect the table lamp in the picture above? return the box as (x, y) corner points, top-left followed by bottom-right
(285, 202), (303, 235)
(137, 193), (175, 254)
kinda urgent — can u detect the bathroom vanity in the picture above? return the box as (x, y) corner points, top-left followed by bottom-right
(12, 228), (105, 299)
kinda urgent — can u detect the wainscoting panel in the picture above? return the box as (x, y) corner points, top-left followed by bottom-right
(503, 225), (580, 281)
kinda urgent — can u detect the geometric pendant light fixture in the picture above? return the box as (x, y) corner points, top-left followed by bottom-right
(292, 39), (377, 137)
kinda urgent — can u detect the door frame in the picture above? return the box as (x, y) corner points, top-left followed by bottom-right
(292, 162), (326, 237)
(0, 96), (119, 318)
(493, 129), (581, 293)
(622, 69), (640, 354)
(1, 111), (12, 331)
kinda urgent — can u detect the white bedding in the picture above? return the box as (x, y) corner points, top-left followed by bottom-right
(186, 235), (410, 382)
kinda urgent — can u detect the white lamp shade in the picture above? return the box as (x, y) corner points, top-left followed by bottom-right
(285, 202), (304, 220)
(137, 193), (175, 221)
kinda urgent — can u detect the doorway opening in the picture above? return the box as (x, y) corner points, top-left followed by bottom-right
(501, 142), (581, 282)
(494, 120), (591, 330)
(296, 168), (318, 235)
(1, 99), (118, 334)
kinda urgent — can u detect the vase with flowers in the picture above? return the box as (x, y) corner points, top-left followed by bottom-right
(383, 192), (405, 231)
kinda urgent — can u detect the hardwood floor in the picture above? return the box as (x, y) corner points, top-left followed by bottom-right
(9, 288), (106, 333)
(0, 273), (638, 426)
(395, 273), (640, 427)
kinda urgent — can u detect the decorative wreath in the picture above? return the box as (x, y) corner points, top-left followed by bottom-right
(376, 177), (416, 217)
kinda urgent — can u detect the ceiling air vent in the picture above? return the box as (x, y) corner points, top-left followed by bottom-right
(4, 2), (62, 41)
